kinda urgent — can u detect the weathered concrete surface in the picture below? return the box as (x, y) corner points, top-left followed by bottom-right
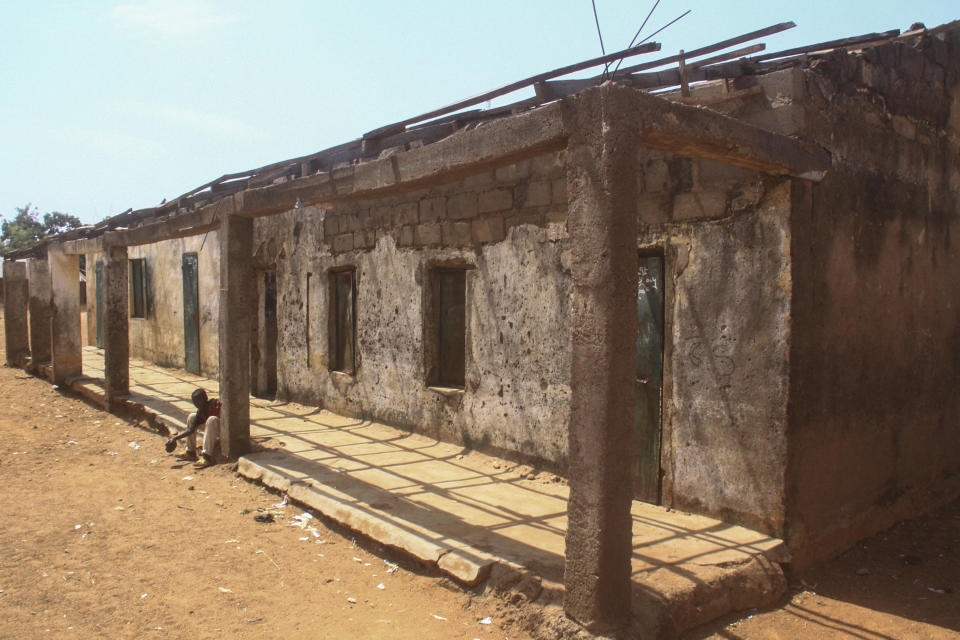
(88, 234), (221, 377)
(27, 258), (52, 368)
(784, 31), (960, 568)
(635, 175), (793, 537)
(255, 151), (572, 471)
(49, 247), (82, 384)
(103, 244), (129, 405)
(218, 215), (253, 460)
(561, 86), (640, 630)
(76, 347), (788, 638)
(2, 261), (29, 366)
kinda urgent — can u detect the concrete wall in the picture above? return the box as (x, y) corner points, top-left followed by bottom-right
(85, 251), (99, 348)
(256, 153), (573, 468)
(251, 140), (795, 535)
(635, 148), (793, 536)
(785, 31), (960, 567)
(86, 234), (220, 377)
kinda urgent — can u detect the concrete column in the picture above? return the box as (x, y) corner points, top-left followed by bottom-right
(103, 244), (129, 406)
(27, 258), (52, 369)
(3, 260), (29, 367)
(49, 246), (82, 384)
(562, 85), (640, 632)
(219, 214), (254, 460)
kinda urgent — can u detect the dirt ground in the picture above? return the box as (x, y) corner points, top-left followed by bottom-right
(0, 356), (535, 638)
(684, 498), (960, 640)
(1, 306), (958, 640)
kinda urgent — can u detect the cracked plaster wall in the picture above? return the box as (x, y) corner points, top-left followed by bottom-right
(256, 154), (574, 469)
(85, 233), (221, 378)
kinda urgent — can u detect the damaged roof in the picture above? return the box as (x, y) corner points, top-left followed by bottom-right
(5, 19), (957, 261)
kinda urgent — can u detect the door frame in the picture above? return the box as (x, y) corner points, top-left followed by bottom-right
(95, 260), (104, 349)
(634, 249), (666, 503)
(181, 252), (201, 375)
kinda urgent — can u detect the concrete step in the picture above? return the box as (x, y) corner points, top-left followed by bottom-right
(238, 451), (499, 585)
(66, 376), (107, 408)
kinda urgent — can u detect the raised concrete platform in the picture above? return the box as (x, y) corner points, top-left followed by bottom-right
(78, 346), (787, 636)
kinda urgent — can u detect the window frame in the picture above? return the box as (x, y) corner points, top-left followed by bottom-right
(426, 265), (469, 390)
(327, 267), (357, 375)
(129, 258), (147, 319)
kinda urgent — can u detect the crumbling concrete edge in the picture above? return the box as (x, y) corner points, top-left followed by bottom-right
(237, 453), (509, 587)
(59, 376), (178, 438)
(669, 554), (787, 637)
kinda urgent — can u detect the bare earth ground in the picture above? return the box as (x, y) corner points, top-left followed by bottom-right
(1, 305), (958, 640)
(0, 311), (535, 640)
(684, 499), (960, 640)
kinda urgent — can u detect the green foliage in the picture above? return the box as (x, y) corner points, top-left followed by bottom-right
(0, 204), (82, 256)
(42, 211), (82, 236)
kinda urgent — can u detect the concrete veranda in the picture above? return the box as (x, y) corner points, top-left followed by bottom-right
(77, 345), (787, 636)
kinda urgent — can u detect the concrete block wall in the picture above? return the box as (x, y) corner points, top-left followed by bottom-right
(257, 152), (574, 470)
(320, 153), (568, 255)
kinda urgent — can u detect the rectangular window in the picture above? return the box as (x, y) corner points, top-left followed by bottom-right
(130, 258), (146, 318)
(306, 272), (312, 368)
(328, 268), (356, 373)
(432, 268), (466, 388)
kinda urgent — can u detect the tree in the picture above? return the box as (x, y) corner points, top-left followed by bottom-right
(42, 211), (83, 236)
(0, 204), (82, 256)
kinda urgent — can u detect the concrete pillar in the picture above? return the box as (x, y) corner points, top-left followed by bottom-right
(2, 260), (29, 367)
(49, 247), (82, 384)
(562, 86), (640, 632)
(103, 244), (129, 405)
(218, 214), (254, 460)
(27, 258), (52, 368)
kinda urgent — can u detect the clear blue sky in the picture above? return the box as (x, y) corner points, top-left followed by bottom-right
(1, 1), (956, 225)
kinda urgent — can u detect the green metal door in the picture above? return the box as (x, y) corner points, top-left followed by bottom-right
(182, 253), (200, 375)
(635, 254), (664, 503)
(95, 261), (104, 349)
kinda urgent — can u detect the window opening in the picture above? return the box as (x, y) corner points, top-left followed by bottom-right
(130, 258), (146, 318)
(434, 268), (466, 388)
(329, 269), (356, 374)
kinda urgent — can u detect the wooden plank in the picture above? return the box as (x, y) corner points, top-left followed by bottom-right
(754, 29), (899, 61)
(155, 140), (364, 215)
(407, 94), (544, 132)
(363, 41), (662, 140)
(685, 43), (766, 69)
(678, 50), (690, 97)
(210, 178), (250, 195)
(537, 39), (772, 100)
(613, 21), (795, 77)
(248, 163), (299, 188)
